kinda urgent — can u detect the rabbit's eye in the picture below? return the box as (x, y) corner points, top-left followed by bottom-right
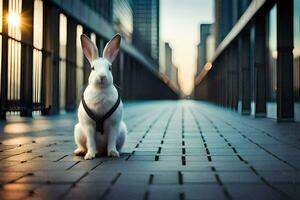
(91, 67), (95, 71)
(109, 66), (112, 71)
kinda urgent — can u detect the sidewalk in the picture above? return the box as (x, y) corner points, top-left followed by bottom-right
(0, 101), (300, 200)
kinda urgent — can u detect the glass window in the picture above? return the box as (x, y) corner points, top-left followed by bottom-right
(267, 6), (277, 102)
(32, 0), (43, 112)
(59, 13), (67, 111)
(294, 0), (300, 102)
(294, 0), (300, 121)
(0, 0), (2, 92)
(7, 0), (22, 103)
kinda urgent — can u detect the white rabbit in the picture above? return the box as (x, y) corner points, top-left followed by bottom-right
(74, 33), (127, 160)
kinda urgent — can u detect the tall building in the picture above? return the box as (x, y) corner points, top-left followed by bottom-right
(164, 43), (178, 87)
(132, 0), (160, 67)
(197, 24), (212, 74)
(206, 25), (215, 62)
(112, 0), (133, 43)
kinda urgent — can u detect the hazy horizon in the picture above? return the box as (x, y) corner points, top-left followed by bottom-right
(160, 0), (214, 95)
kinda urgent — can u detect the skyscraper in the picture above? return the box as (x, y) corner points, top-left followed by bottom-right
(197, 24), (212, 74)
(132, 0), (160, 68)
(164, 42), (178, 87)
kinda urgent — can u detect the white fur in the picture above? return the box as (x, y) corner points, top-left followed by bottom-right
(74, 34), (127, 160)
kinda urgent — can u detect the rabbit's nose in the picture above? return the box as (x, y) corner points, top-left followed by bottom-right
(100, 75), (106, 81)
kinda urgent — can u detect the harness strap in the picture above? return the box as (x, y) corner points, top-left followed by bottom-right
(82, 91), (121, 134)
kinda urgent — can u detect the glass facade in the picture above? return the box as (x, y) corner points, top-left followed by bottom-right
(7, 0), (22, 103)
(33, 0), (43, 109)
(132, 0), (159, 65)
(266, 6), (277, 118)
(113, 0), (133, 43)
(76, 25), (84, 104)
(150, 0), (159, 61)
(80, 0), (112, 23)
(198, 24), (212, 74)
(59, 13), (67, 111)
(267, 6), (277, 102)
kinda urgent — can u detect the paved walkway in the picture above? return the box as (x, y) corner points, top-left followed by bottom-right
(0, 101), (300, 200)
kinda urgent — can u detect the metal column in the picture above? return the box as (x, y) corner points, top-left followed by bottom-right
(253, 15), (267, 117)
(277, 0), (294, 121)
(66, 19), (77, 111)
(41, 2), (60, 115)
(20, 0), (34, 116)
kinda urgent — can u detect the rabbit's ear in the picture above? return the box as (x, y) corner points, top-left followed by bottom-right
(81, 34), (99, 64)
(103, 34), (121, 64)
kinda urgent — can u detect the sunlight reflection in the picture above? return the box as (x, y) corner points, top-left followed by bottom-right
(204, 62), (212, 71)
(3, 122), (50, 134)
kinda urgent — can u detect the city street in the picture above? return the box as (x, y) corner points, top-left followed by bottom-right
(0, 101), (300, 200)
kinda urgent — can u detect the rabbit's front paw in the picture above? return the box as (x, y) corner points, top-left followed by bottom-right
(84, 151), (96, 160)
(74, 148), (85, 156)
(108, 149), (119, 157)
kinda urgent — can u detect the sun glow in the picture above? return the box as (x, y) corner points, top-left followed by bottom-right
(7, 12), (21, 27)
(204, 62), (212, 71)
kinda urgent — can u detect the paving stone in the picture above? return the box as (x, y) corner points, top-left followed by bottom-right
(183, 184), (227, 200)
(152, 172), (179, 184)
(4, 161), (77, 172)
(16, 171), (86, 184)
(64, 183), (108, 199)
(218, 172), (262, 183)
(271, 183), (300, 199)
(250, 161), (296, 171)
(68, 159), (105, 171)
(148, 186), (181, 200)
(0, 172), (30, 184)
(182, 172), (216, 184)
(128, 155), (156, 161)
(226, 183), (286, 200)
(259, 171), (300, 183)
(25, 184), (71, 200)
(81, 171), (119, 183)
(104, 185), (146, 200)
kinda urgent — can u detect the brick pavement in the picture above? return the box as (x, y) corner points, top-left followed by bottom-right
(0, 101), (300, 200)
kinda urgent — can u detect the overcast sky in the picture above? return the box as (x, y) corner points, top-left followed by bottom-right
(160, 0), (214, 95)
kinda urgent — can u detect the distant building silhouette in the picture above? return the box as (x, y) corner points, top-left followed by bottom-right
(163, 43), (178, 88)
(197, 24), (212, 74)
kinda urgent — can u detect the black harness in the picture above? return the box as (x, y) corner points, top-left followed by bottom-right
(82, 92), (121, 134)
